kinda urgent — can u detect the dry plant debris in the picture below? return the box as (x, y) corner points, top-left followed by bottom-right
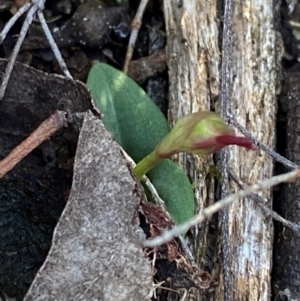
(0, 110), (67, 178)
(0, 0), (73, 100)
(144, 168), (300, 248)
(140, 199), (212, 293)
(123, 0), (150, 73)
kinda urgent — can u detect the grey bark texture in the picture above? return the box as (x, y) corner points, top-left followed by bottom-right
(163, 0), (219, 278)
(163, 1), (277, 300)
(24, 111), (152, 301)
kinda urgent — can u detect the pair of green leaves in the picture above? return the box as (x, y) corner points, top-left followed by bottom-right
(86, 63), (195, 225)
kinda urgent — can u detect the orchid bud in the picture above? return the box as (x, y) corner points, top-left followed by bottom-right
(134, 111), (255, 180)
(155, 111), (255, 158)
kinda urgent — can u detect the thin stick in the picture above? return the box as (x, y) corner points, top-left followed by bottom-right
(123, 0), (150, 74)
(143, 169), (300, 247)
(228, 169), (300, 233)
(229, 114), (298, 170)
(0, 2), (32, 43)
(143, 177), (166, 207)
(37, 10), (72, 79)
(0, 0), (72, 100)
(0, 4), (37, 100)
(0, 111), (67, 178)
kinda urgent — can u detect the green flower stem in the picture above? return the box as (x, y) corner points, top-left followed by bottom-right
(134, 151), (162, 180)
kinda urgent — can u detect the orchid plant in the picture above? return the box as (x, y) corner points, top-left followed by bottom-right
(87, 62), (256, 224)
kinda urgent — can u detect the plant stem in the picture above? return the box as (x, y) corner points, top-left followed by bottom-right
(134, 151), (162, 180)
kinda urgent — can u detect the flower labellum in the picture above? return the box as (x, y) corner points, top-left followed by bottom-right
(134, 111), (256, 180)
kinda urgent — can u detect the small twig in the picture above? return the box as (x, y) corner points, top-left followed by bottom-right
(143, 169), (300, 247)
(0, 111), (67, 178)
(0, 0), (72, 100)
(0, 2), (32, 43)
(37, 10), (72, 79)
(123, 0), (150, 74)
(179, 289), (188, 301)
(229, 114), (298, 170)
(220, 0), (234, 299)
(143, 177), (166, 208)
(228, 169), (300, 233)
(147, 281), (166, 299)
(0, 3), (37, 100)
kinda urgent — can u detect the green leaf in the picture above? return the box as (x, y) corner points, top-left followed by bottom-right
(86, 62), (195, 225)
(148, 160), (194, 225)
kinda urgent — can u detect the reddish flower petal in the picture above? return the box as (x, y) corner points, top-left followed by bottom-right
(215, 135), (256, 150)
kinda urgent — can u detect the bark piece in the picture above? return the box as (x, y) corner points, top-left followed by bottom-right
(127, 49), (167, 84)
(227, 2), (277, 300)
(163, 3), (220, 290)
(24, 111), (152, 301)
(163, 1), (277, 300)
